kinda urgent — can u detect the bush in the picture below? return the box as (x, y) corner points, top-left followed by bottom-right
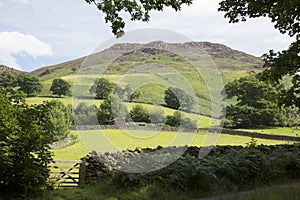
(129, 105), (150, 123)
(74, 103), (98, 125)
(165, 111), (197, 130)
(110, 144), (300, 193)
(0, 89), (52, 198)
(166, 111), (181, 127)
(149, 108), (166, 124)
(34, 100), (72, 143)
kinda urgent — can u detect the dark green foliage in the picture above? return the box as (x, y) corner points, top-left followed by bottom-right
(130, 89), (141, 102)
(219, 0), (298, 37)
(50, 78), (71, 97)
(34, 100), (72, 143)
(164, 87), (196, 111)
(181, 116), (198, 130)
(17, 74), (42, 97)
(285, 105), (300, 126)
(74, 103), (99, 125)
(164, 88), (179, 109)
(84, 0), (192, 37)
(97, 96), (128, 124)
(149, 108), (166, 124)
(129, 104), (150, 123)
(0, 71), (17, 88)
(219, 0), (299, 108)
(225, 76), (286, 128)
(166, 111), (197, 129)
(262, 41), (300, 108)
(166, 111), (181, 127)
(113, 144), (300, 193)
(113, 84), (135, 102)
(90, 78), (114, 99)
(0, 89), (52, 198)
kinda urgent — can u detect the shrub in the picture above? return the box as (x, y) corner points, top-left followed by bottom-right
(149, 108), (166, 124)
(129, 105), (150, 123)
(0, 89), (52, 198)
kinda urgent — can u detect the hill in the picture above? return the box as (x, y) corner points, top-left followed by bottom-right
(30, 41), (263, 79)
(0, 65), (26, 75)
(28, 41), (264, 116)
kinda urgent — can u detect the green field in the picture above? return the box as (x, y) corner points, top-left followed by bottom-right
(239, 127), (300, 137)
(52, 130), (295, 160)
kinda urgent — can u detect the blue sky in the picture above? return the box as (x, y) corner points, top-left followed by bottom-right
(0, 0), (294, 72)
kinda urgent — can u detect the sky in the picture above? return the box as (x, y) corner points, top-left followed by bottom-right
(0, 0), (295, 72)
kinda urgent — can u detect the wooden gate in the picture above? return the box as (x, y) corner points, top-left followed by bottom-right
(48, 160), (84, 187)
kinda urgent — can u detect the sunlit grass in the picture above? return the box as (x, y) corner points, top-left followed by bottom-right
(239, 127), (300, 137)
(52, 130), (293, 160)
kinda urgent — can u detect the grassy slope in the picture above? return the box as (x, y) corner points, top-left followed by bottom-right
(52, 130), (293, 160)
(29, 44), (262, 116)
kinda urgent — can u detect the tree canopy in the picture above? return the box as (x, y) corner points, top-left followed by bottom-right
(17, 74), (42, 97)
(50, 78), (71, 97)
(218, 0), (299, 108)
(90, 78), (114, 99)
(0, 71), (17, 88)
(86, 0), (299, 108)
(225, 76), (286, 128)
(84, 0), (192, 37)
(0, 89), (52, 198)
(34, 100), (72, 143)
(164, 87), (196, 111)
(129, 104), (150, 123)
(97, 96), (128, 124)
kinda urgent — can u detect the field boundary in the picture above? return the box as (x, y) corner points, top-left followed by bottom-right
(221, 128), (300, 142)
(71, 125), (300, 141)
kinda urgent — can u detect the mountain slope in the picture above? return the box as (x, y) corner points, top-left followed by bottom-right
(30, 41), (263, 79)
(28, 41), (264, 116)
(0, 65), (26, 75)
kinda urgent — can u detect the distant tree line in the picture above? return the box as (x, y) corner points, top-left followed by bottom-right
(90, 78), (196, 109)
(84, 78), (198, 128)
(0, 72), (71, 97)
(0, 71), (42, 97)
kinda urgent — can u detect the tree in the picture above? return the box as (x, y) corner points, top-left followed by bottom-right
(149, 107), (166, 124)
(130, 89), (141, 102)
(0, 88), (52, 198)
(34, 100), (72, 143)
(164, 87), (196, 111)
(17, 74), (42, 97)
(225, 76), (286, 128)
(84, 0), (192, 37)
(87, 0), (299, 107)
(50, 78), (71, 97)
(97, 96), (128, 124)
(90, 78), (114, 99)
(129, 104), (150, 123)
(74, 103), (98, 125)
(166, 111), (182, 127)
(164, 88), (179, 109)
(218, 0), (299, 107)
(0, 71), (17, 88)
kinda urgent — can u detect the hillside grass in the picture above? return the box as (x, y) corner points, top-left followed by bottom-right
(52, 130), (293, 160)
(31, 50), (257, 116)
(239, 127), (300, 137)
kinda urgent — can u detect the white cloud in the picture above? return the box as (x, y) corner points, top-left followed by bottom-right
(0, 31), (53, 70)
(11, 0), (29, 4)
